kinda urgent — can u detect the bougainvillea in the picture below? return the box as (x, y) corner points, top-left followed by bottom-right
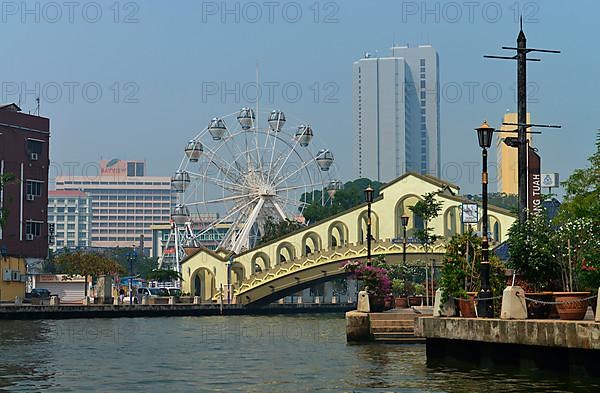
(342, 260), (392, 301)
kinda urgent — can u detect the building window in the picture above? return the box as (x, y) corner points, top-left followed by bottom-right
(420, 59), (425, 66)
(26, 221), (42, 237)
(26, 180), (43, 197)
(26, 139), (43, 155)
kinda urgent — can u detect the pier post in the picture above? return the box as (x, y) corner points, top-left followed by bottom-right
(596, 288), (600, 322)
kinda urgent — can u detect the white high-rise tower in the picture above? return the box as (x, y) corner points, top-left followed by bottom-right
(353, 45), (440, 182)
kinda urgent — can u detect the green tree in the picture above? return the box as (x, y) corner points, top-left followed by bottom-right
(469, 192), (519, 213)
(409, 192), (443, 255)
(54, 251), (126, 297)
(0, 173), (16, 229)
(258, 217), (304, 245)
(553, 130), (600, 289)
(301, 178), (384, 223)
(145, 269), (183, 282)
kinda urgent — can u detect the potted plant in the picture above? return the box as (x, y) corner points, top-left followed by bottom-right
(392, 279), (409, 308)
(551, 217), (598, 320)
(507, 212), (562, 319)
(440, 228), (505, 318)
(343, 260), (392, 312)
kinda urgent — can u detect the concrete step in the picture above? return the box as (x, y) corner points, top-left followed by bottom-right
(369, 320), (414, 328)
(371, 325), (415, 334)
(369, 311), (417, 321)
(372, 332), (424, 343)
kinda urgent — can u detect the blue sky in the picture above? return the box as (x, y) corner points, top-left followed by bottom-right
(3, 0), (598, 195)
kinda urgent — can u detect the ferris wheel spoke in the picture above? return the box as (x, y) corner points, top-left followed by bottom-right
(201, 144), (246, 183)
(274, 195), (308, 210)
(275, 181), (328, 193)
(268, 134), (302, 184)
(195, 196), (260, 237)
(187, 170), (248, 193)
(186, 193), (255, 206)
(273, 158), (316, 188)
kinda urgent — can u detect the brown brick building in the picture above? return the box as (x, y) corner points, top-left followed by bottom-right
(0, 103), (50, 264)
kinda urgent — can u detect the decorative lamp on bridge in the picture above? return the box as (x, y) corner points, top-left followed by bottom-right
(316, 149), (334, 171)
(476, 120), (494, 149)
(208, 118), (227, 141)
(295, 124), (313, 147)
(171, 204), (191, 225)
(363, 185), (374, 204)
(237, 107), (255, 130)
(171, 170), (190, 193)
(268, 110), (286, 132)
(184, 140), (203, 162)
(401, 213), (409, 264)
(364, 185), (374, 265)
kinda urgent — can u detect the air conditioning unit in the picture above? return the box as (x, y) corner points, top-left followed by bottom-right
(3, 269), (11, 281)
(20, 275), (28, 282)
(30, 152), (39, 161)
(26, 194), (35, 201)
(11, 271), (20, 282)
(25, 234), (34, 241)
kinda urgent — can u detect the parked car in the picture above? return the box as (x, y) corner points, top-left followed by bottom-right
(24, 288), (51, 303)
(135, 287), (169, 303)
(165, 288), (182, 297)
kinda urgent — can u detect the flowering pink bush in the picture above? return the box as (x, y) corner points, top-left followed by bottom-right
(342, 260), (392, 301)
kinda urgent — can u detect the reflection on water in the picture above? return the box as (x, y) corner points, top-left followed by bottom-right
(0, 315), (597, 392)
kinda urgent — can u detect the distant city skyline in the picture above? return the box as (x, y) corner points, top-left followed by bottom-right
(3, 0), (596, 196)
(353, 45), (440, 182)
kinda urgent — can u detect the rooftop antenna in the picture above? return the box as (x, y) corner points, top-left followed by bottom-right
(35, 97), (40, 116)
(484, 15), (561, 222)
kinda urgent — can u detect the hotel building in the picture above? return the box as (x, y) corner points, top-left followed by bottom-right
(54, 159), (173, 252)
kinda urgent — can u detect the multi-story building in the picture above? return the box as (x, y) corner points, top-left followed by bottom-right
(54, 159), (173, 253)
(496, 112), (532, 194)
(0, 103), (50, 283)
(353, 45), (440, 182)
(47, 190), (92, 251)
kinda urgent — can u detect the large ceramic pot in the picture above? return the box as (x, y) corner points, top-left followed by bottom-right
(369, 295), (385, 313)
(395, 297), (409, 309)
(457, 294), (476, 318)
(524, 292), (553, 319)
(553, 292), (590, 320)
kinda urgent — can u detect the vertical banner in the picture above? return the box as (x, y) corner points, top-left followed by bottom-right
(527, 146), (542, 214)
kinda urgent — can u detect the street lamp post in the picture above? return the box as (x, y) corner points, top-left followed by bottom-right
(128, 245), (137, 305)
(364, 186), (374, 266)
(401, 214), (409, 264)
(476, 121), (494, 318)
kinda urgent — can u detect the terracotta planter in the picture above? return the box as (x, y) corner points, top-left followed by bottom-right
(369, 295), (385, 313)
(457, 294), (476, 318)
(553, 292), (590, 321)
(524, 292), (553, 319)
(394, 296), (409, 308)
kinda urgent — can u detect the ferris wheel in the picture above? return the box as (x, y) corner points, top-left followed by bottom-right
(158, 107), (338, 271)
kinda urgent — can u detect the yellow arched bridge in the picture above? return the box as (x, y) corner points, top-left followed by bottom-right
(180, 173), (516, 306)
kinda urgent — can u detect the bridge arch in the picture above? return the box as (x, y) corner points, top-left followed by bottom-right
(357, 210), (379, 243)
(190, 267), (216, 301)
(394, 194), (423, 238)
(251, 252), (270, 273)
(328, 221), (348, 249)
(301, 231), (322, 256)
(443, 205), (461, 238)
(276, 241), (297, 263)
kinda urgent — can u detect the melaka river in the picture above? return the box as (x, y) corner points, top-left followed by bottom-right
(0, 315), (596, 392)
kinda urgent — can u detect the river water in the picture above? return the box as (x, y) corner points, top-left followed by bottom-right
(0, 315), (596, 392)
